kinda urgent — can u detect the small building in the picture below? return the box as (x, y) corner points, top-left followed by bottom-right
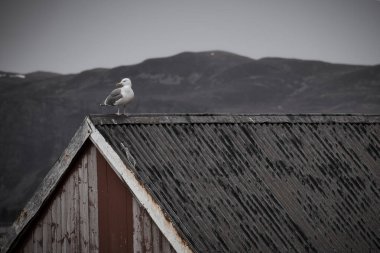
(2, 114), (380, 253)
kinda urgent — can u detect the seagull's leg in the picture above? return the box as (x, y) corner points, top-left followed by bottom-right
(116, 107), (120, 115)
(123, 105), (127, 116)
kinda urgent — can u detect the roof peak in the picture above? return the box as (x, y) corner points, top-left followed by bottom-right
(88, 113), (380, 125)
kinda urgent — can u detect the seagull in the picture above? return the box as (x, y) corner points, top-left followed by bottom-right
(100, 78), (134, 115)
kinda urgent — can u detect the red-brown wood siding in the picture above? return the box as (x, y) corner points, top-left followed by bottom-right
(10, 143), (99, 253)
(96, 150), (177, 253)
(97, 150), (133, 253)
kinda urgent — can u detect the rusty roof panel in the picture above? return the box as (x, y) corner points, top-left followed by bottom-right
(91, 114), (380, 253)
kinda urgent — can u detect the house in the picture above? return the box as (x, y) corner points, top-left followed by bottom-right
(2, 114), (380, 253)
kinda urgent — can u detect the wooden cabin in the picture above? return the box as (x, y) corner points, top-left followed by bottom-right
(2, 114), (380, 253)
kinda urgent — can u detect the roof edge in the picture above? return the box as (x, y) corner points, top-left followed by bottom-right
(88, 118), (194, 253)
(89, 113), (380, 125)
(2, 117), (93, 253)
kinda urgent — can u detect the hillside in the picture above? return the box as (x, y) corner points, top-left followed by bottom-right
(0, 50), (379, 224)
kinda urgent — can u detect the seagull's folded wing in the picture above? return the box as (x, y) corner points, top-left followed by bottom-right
(104, 88), (123, 105)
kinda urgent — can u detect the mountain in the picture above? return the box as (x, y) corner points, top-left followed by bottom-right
(0, 50), (379, 224)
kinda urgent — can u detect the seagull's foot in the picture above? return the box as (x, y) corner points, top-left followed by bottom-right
(123, 107), (129, 116)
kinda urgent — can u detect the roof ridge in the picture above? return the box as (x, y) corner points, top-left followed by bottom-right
(89, 114), (380, 125)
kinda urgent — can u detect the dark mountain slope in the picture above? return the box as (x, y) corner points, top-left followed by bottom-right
(0, 51), (379, 224)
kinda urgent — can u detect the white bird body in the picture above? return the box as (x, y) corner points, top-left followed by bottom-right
(114, 85), (134, 105)
(102, 78), (134, 115)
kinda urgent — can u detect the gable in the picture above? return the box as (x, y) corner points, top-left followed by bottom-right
(5, 142), (178, 253)
(3, 118), (184, 253)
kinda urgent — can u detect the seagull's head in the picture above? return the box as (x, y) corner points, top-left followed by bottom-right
(116, 78), (131, 88)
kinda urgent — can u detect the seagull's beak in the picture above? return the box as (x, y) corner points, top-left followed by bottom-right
(116, 82), (123, 87)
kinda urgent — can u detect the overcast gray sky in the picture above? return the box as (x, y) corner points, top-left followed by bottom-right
(1, 0), (379, 74)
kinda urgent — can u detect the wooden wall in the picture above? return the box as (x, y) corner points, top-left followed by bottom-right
(133, 198), (176, 253)
(11, 144), (177, 253)
(11, 144), (99, 253)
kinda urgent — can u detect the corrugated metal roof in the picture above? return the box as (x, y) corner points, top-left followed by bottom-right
(91, 114), (380, 253)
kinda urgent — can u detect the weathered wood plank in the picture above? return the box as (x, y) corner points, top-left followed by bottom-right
(51, 198), (58, 253)
(65, 170), (74, 253)
(42, 207), (52, 253)
(161, 235), (171, 253)
(61, 185), (68, 253)
(88, 145), (99, 253)
(97, 149), (108, 253)
(23, 232), (33, 253)
(79, 153), (90, 253)
(126, 187), (134, 253)
(33, 222), (43, 253)
(133, 198), (143, 253)
(56, 194), (62, 253)
(143, 207), (153, 253)
(152, 222), (160, 253)
(71, 163), (80, 253)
